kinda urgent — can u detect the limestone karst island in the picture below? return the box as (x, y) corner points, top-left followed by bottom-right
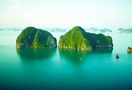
(16, 26), (113, 50)
(16, 27), (57, 48)
(58, 26), (113, 50)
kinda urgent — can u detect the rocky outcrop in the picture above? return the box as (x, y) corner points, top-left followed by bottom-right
(127, 47), (132, 53)
(116, 54), (119, 59)
(58, 26), (113, 50)
(16, 27), (57, 48)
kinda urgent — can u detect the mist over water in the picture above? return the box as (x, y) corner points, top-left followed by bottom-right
(0, 31), (132, 90)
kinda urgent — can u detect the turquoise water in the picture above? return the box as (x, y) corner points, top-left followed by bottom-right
(0, 31), (132, 90)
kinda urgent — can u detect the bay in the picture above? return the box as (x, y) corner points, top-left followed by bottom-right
(0, 31), (132, 90)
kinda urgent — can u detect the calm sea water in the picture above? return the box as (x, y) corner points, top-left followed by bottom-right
(0, 31), (132, 90)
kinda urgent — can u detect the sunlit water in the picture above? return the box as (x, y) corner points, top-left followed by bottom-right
(0, 31), (132, 90)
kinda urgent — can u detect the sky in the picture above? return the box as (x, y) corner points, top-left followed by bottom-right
(0, 0), (132, 29)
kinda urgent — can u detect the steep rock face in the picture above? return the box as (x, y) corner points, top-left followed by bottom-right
(16, 27), (57, 48)
(58, 26), (113, 50)
(86, 33), (113, 48)
(58, 26), (92, 50)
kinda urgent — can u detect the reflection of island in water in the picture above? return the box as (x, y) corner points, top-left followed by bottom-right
(58, 49), (91, 65)
(59, 48), (91, 60)
(91, 48), (113, 53)
(58, 48), (113, 64)
(16, 48), (56, 60)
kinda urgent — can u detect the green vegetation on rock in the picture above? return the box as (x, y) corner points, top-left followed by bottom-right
(127, 47), (132, 53)
(16, 27), (57, 48)
(58, 26), (113, 50)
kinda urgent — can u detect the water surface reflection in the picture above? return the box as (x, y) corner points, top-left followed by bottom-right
(58, 48), (113, 65)
(16, 48), (56, 60)
(58, 48), (91, 60)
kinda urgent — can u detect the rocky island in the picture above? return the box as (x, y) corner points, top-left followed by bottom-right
(58, 26), (113, 50)
(16, 27), (57, 48)
(118, 28), (132, 33)
(87, 27), (112, 33)
(127, 47), (132, 53)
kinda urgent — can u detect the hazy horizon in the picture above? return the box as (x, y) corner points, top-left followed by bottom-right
(0, 0), (132, 29)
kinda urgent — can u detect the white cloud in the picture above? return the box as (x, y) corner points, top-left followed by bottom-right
(11, 0), (20, 4)
(14, 5), (20, 9)
(27, 11), (40, 16)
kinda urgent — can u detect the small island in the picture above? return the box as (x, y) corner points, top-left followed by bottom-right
(127, 47), (132, 53)
(118, 28), (132, 33)
(87, 27), (112, 33)
(58, 26), (113, 50)
(16, 27), (57, 48)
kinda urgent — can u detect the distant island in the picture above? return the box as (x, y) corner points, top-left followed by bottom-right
(86, 27), (112, 33)
(58, 26), (113, 50)
(16, 27), (57, 48)
(118, 28), (132, 33)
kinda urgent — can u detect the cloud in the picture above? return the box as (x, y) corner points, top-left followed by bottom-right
(14, 5), (20, 9)
(27, 11), (41, 16)
(10, 0), (21, 9)
(11, 0), (20, 4)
